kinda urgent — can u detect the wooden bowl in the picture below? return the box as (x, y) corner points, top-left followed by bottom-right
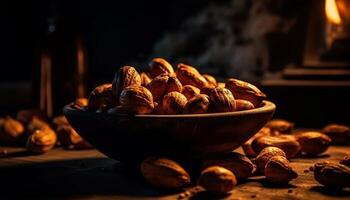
(63, 101), (275, 163)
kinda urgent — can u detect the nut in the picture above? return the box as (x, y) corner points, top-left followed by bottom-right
(16, 109), (46, 125)
(27, 128), (57, 154)
(118, 85), (154, 114)
(265, 156), (298, 184)
(56, 125), (92, 150)
(181, 85), (200, 100)
(149, 58), (174, 78)
(88, 83), (114, 110)
(209, 87), (236, 113)
(0, 116), (25, 144)
(198, 166), (237, 194)
(340, 156), (350, 167)
(200, 85), (215, 96)
(176, 63), (208, 89)
(296, 132), (331, 156)
(217, 82), (225, 88)
(140, 72), (152, 86)
(252, 135), (301, 158)
(140, 157), (190, 189)
(52, 115), (70, 128)
(73, 98), (88, 110)
(201, 152), (256, 180)
(235, 99), (255, 111)
(253, 146), (287, 174)
(266, 119), (294, 134)
(242, 127), (273, 157)
(112, 66), (142, 104)
(322, 124), (350, 145)
(147, 74), (182, 102)
(313, 162), (350, 188)
(225, 78), (266, 107)
(202, 74), (217, 87)
(162, 92), (188, 114)
(183, 94), (210, 114)
(27, 117), (51, 134)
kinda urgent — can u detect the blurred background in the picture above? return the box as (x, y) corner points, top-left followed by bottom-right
(0, 0), (349, 127)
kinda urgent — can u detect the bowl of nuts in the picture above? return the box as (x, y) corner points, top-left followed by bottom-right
(64, 58), (275, 164)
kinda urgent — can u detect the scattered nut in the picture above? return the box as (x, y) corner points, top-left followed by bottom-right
(198, 166), (237, 194)
(140, 72), (152, 86)
(181, 85), (200, 100)
(176, 63), (208, 89)
(265, 156), (298, 184)
(201, 152), (256, 180)
(0, 116), (25, 144)
(183, 94), (210, 114)
(162, 92), (188, 114)
(296, 132), (331, 156)
(235, 99), (255, 111)
(313, 162), (350, 188)
(265, 119), (294, 134)
(118, 85), (154, 114)
(252, 135), (301, 158)
(56, 125), (92, 150)
(202, 74), (217, 87)
(209, 87), (236, 113)
(88, 83), (114, 110)
(149, 58), (174, 78)
(340, 156), (350, 167)
(112, 66), (142, 104)
(225, 78), (266, 107)
(242, 127), (272, 157)
(253, 146), (287, 174)
(140, 157), (190, 189)
(322, 124), (350, 145)
(27, 129), (57, 154)
(147, 74), (182, 102)
(27, 117), (51, 134)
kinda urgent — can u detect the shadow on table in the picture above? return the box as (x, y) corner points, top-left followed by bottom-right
(0, 157), (180, 199)
(310, 186), (350, 197)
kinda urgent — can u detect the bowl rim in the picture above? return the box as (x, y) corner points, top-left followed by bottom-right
(64, 100), (275, 118)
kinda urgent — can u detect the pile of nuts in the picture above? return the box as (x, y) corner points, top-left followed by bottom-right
(0, 98), (92, 154)
(87, 58), (267, 114)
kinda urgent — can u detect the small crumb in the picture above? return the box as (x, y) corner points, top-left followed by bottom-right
(288, 189), (293, 193)
(304, 169), (309, 173)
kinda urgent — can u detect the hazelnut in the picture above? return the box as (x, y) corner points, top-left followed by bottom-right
(176, 63), (208, 89)
(253, 146), (287, 174)
(140, 72), (152, 86)
(202, 74), (217, 87)
(149, 58), (174, 78)
(340, 156), (350, 167)
(118, 85), (154, 115)
(225, 78), (266, 107)
(162, 92), (187, 114)
(265, 156), (298, 184)
(201, 152), (256, 180)
(183, 94), (210, 114)
(296, 132), (331, 156)
(209, 87), (236, 113)
(73, 98), (88, 110)
(0, 116), (25, 144)
(266, 119), (294, 134)
(235, 99), (255, 111)
(242, 127), (272, 157)
(88, 83), (114, 110)
(27, 128), (57, 154)
(252, 135), (301, 158)
(112, 66), (142, 104)
(198, 166), (237, 194)
(56, 125), (92, 150)
(141, 157), (190, 189)
(181, 85), (200, 100)
(147, 74), (182, 102)
(313, 162), (350, 188)
(322, 124), (350, 145)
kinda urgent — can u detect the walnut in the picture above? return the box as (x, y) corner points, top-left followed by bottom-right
(27, 128), (57, 154)
(209, 87), (236, 113)
(88, 83), (114, 110)
(112, 66), (141, 104)
(225, 78), (266, 107)
(200, 85), (215, 96)
(181, 85), (200, 100)
(253, 146), (287, 174)
(176, 63), (208, 89)
(148, 58), (174, 78)
(140, 72), (152, 86)
(118, 85), (154, 114)
(183, 94), (210, 114)
(162, 92), (187, 114)
(147, 74), (182, 102)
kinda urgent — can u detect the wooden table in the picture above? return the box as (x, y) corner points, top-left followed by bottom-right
(0, 146), (349, 200)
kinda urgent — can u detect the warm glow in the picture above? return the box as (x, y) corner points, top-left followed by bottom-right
(325, 0), (342, 24)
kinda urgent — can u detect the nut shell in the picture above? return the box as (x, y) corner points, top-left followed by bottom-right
(0, 116), (25, 144)
(314, 162), (350, 188)
(242, 127), (272, 157)
(209, 87), (236, 113)
(200, 85), (215, 96)
(252, 135), (301, 158)
(147, 74), (182, 102)
(162, 92), (188, 114)
(225, 78), (266, 107)
(27, 117), (51, 134)
(181, 85), (200, 100)
(198, 166), (237, 194)
(266, 119), (294, 134)
(265, 156), (298, 184)
(56, 125), (92, 150)
(235, 99), (255, 111)
(254, 146), (287, 174)
(119, 85), (154, 114)
(202, 74), (217, 87)
(88, 83), (114, 110)
(27, 128), (57, 154)
(140, 157), (190, 189)
(140, 72), (152, 86)
(296, 132), (331, 156)
(183, 94), (210, 114)
(322, 124), (350, 145)
(176, 63), (208, 89)
(149, 58), (174, 78)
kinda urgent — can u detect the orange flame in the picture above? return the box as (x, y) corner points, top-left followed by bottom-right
(325, 0), (342, 24)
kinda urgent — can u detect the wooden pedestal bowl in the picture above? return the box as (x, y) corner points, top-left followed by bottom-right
(63, 100), (275, 164)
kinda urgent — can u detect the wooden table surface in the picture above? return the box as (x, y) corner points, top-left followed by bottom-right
(0, 146), (349, 200)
